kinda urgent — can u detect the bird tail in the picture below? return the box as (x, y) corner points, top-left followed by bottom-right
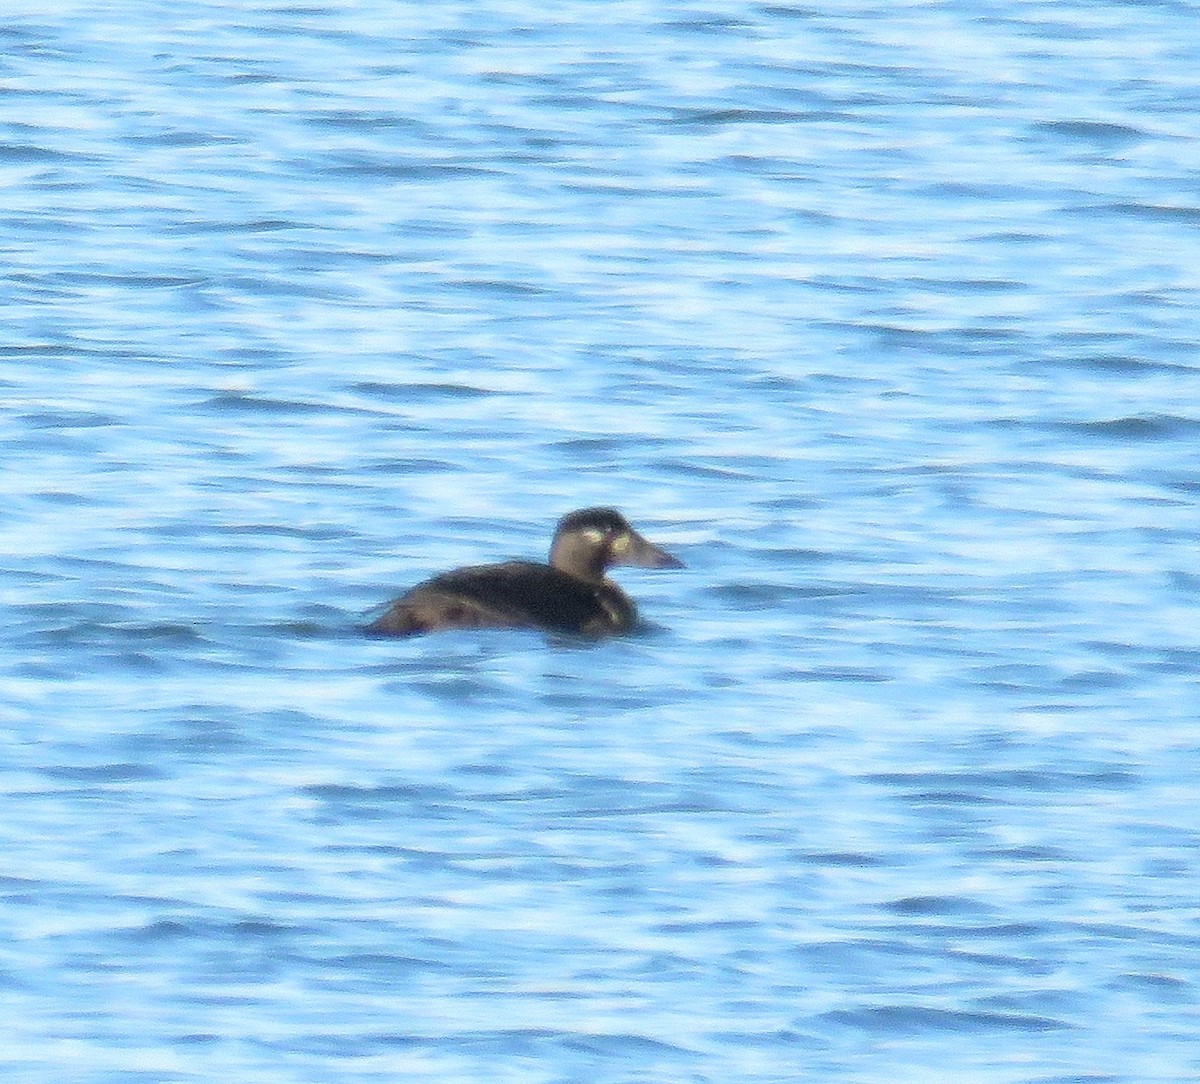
(364, 604), (424, 637)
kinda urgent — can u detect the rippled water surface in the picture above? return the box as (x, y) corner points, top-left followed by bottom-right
(4, 1), (1200, 1081)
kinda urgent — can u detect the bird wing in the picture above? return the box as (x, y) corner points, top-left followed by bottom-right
(367, 562), (604, 636)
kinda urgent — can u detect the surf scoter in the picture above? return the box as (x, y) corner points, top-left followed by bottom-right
(365, 507), (684, 637)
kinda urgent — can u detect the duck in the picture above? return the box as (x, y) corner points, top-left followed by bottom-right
(365, 507), (684, 637)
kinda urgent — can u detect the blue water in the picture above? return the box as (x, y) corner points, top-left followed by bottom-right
(4, 1), (1200, 1080)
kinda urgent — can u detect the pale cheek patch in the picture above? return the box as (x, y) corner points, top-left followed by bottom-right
(610, 532), (631, 555)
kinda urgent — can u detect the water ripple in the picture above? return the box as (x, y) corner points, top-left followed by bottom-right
(3, 1), (1200, 1081)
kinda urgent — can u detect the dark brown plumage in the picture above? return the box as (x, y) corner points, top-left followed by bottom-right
(365, 508), (683, 638)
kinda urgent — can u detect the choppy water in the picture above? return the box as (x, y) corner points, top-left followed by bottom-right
(4, 1), (1200, 1081)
